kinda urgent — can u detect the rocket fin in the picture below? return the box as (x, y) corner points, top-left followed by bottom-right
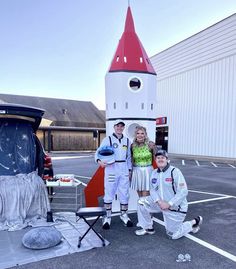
(84, 167), (104, 207)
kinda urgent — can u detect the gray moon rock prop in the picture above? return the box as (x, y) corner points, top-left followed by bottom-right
(22, 227), (62, 249)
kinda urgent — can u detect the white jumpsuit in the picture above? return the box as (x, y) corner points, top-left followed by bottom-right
(95, 133), (132, 206)
(137, 164), (194, 239)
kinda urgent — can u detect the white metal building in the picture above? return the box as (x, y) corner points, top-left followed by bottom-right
(151, 13), (236, 159)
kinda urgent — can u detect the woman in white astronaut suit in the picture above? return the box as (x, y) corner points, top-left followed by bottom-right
(135, 150), (203, 239)
(95, 119), (133, 230)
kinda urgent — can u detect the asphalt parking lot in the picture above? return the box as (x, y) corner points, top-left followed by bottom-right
(9, 152), (236, 269)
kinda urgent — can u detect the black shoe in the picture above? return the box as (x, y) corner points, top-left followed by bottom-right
(192, 216), (203, 233)
(193, 216), (203, 227)
(120, 213), (133, 227)
(102, 222), (110, 230)
(102, 217), (111, 230)
(126, 220), (133, 227)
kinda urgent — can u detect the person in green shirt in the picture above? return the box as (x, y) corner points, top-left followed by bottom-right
(131, 126), (156, 199)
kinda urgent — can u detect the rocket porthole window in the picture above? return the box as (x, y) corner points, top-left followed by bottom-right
(128, 77), (142, 92)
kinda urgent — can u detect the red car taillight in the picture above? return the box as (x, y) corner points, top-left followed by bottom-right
(44, 155), (52, 168)
(43, 154), (53, 180)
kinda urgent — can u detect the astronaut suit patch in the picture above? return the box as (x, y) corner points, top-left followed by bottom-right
(151, 178), (157, 184)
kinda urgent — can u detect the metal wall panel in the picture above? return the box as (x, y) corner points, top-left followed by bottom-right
(151, 14), (236, 80)
(151, 14), (236, 158)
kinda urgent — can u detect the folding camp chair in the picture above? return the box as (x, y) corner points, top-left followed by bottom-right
(76, 207), (106, 248)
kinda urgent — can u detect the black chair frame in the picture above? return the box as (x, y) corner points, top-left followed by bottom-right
(76, 207), (106, 248)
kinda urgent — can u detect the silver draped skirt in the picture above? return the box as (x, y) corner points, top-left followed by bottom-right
(131, 166), (153, 191)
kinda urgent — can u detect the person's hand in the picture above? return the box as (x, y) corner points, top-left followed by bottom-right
(98, 160), (107, 168)
(157, 200), (170, 210)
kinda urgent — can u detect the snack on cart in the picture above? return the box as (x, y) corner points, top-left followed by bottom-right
(54, 174), (75, 186)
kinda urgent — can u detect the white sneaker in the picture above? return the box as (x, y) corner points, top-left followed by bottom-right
(102, 216), (111, 230)
(192, 216), (203, 234)
(135, 228), (155, 236)
(120, 213), (133, 227)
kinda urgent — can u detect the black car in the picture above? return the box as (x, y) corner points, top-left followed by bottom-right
(0, 103), (53, 178)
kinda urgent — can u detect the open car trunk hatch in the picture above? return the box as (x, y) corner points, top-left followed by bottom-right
(0, 103), (45, 131)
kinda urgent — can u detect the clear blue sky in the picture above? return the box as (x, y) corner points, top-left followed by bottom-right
(0, 0), (235, 109)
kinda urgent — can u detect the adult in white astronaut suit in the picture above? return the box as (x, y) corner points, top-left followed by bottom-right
(95, 119), (133, 229)
(135, 150), (203, 239)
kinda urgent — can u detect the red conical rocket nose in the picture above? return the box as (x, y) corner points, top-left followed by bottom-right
(124, 7), (135, 33)
(108, 7), (156, 75)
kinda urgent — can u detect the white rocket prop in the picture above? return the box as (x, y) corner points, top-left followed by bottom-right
(105, 6), (157, 141)
(85, 6), (158, 209)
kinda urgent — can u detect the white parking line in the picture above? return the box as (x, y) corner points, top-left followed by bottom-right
(152, 217), (236, 262)
(189, 189), (234, 197)
(75, 175), (90, 180)
(195, 160), (200, 166)
(211, 162), (218, 167)
(182, 160), (185, 166)
(74, 175), (90, 186)
(228, 164), (236, 168)
(52, 155), (92, 160)
(188, 196), (234, 205)
(74, 178), (87, 187)
(185, 233), (236, 262)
